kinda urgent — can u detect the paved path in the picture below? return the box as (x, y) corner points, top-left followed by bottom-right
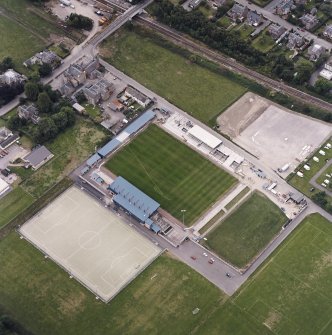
(192, 183), (248, 233)
(310, 160), (332, 196)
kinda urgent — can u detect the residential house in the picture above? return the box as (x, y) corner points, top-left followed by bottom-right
(82, 57), (101, 79)
(246, 10), (263, 26)
(212, 0), (226, 7)
(109, 99), (124, 112)
(294, 0), (307, 4)
(23, 146), (54, 170)
(268, 23), (287, 39)
(325, 59), (332, 72)
(275, 0), (295, 17)
(18, 104), (40, 124)
(287, 32), (305, 49)
(24, 50), (61, 69)
(0, 69), (27, 86)
(323, 25), (332, 40)
(188, 0), (202, 9)
(0, 127), (19, 150)
(227, 3), (249, 22)
(64, 64), (86, 87)
(59, 82), (75, 97)
(308, 44), (326, 61)
(124, 86), (151, 107)
(83, 78), (114, 105)
(300, 14), (319, 30)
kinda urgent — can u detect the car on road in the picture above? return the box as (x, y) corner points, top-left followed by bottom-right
(190, 256), (197, 260)
(203, 252), (208, 257)
(226, 272), (231, 278)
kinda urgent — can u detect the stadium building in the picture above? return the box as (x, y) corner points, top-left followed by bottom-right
(109, 176), (161, 233)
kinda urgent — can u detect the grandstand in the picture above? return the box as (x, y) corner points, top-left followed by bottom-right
(109, 176), (161, 233)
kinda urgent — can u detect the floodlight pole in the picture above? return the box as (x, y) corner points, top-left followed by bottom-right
(181, 209), (186, 227)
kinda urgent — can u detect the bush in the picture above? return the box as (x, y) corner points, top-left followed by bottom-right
(66, 13), (93, 31)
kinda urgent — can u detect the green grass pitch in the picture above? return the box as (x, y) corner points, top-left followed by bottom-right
(204, 192), (287, 268)
(106, 125), (237, 225)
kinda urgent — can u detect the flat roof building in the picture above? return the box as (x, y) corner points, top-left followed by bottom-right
(188, 125), (222, 149)
(0, 178), (10, 196)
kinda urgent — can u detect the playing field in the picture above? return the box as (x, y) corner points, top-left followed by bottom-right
(204, 192), (287, 268)
(19, 187), (161, 302)
(106, 125), (237, 225)
(100, 28), (246, 124)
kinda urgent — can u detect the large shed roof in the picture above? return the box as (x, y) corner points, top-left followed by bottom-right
(86, 153), (101, 167)
(188, 125), (222, 149)
(109, 176), (160, 222)
(97, 139), (121, 158)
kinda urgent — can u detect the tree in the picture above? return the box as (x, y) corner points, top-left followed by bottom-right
(38, 63), (52, 77)
(37, 92), (52, 113)
(34, 117), (58, 143)
(7, 114), (26, 131)
(293, 61), (313, 84)
(61, 106), (76, 126)
(51, 111), (68, 130)
(0, 57), (14, 72)
(66, 13), (93, 31)
(24, 82), (39, 101)
(314, 78), (332, 95)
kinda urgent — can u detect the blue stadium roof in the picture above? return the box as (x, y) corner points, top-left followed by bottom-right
(109, 176), (160, 222)
(86, 153), (101, 167)
(151, 223), (161, 233)
(123, 110), (156, 135)
(97, 139), (121, 158)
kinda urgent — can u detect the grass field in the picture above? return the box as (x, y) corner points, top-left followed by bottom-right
(0, 15), (45, 69)
(19, 118), (108, 198)
(0, 236), (224, 335)
(100, 29), (246, 124)
(232, 213), (332, 335)
(204, 192), (287, 268)
(106, 125), (237, 225)
(0, 187), (34, 229)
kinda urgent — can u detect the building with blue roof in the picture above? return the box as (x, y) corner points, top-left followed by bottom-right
(86, 153), (101, 167)
(97, 138), (122, 158)
(109, 176), (161, 233)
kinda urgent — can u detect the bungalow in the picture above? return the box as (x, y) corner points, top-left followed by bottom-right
(124, 86), (151, 107)
(268, 23), (287, 39)
(18, 104), (40, 124)
(308, 44), (326, 61)
(0, 69), (27, 86)
(24, 50), (61, 69)
(300, 13), (319, 30)
(246, 10), (263, 27)
(227, 3), (249, 22)
(23, 146), (54, 170)
(323, 25), (332, 40)
(287, 32), (305, 49)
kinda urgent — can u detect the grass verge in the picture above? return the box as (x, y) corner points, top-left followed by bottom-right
(225, 187), (250, 211)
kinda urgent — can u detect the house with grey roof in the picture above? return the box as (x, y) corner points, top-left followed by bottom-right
(0, 69), (27, 86)
(268, 23), (287, 40)
(23, 146), (54, 170)
(323, 25), (332, 40)
(124, 86), (151, 107)
(227, 3), (249, 22)
(24, 50), (61, 69)
(246, 10), (263, 26)
(300, 13), (319, 30)
(83, 78), (114, 105)
(18, 104), (40, 124)
(287, 32), (305, 49)
(275, 0), (295, 16)
(188, 0), (202, 9)
(308, 44), (326, 61)
(0, 127), (19, 150)
(64, 64), (86, 87)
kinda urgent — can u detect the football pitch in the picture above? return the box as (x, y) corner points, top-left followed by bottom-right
(105, 125), (237, 225)
(204, 192), (287, 268)
(19, 187), (161, 302)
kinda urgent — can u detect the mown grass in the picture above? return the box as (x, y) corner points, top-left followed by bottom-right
(100, 29), (246, 124)
(106, 125), (237, 225)
(20, 118), (108, 198)
(0, 187), (34, 229)
(224, 186), (250, 211)
(0, 242), (224, 335)
(232, 213), (332, 335)
(204, 192), (287, 268)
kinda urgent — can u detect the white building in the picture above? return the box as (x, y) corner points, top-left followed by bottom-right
(0, 178), (10, 196)
(188, 125), (222, 149)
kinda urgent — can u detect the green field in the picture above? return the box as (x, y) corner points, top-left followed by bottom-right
(224, 186), (250, 211)
(19, 118), (108, 198)
(0, 235), (224, 335)
(204, 192), (287, 268)
(0, 187), (34, 229)
(100, 29), (246, 124)
(232, 213), (332, 335)
(0, 15), (45, 69)
(106, 125), (236, 225)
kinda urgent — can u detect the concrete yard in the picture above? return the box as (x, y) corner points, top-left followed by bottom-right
(233, 105), (331, 174)
(19, 187), (162, 302)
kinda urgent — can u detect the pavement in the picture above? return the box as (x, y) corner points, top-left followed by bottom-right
(310, 160), (332, 197)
